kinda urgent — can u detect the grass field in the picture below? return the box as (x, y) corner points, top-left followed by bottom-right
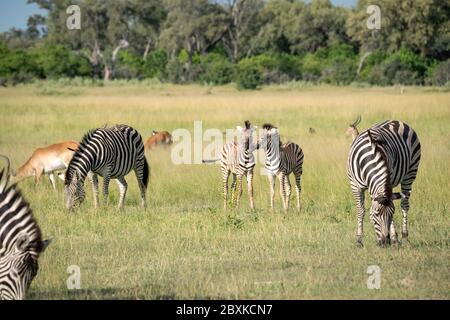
(0, 84), (449, 299)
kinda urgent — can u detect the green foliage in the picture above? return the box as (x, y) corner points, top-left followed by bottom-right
(118, 49), (168, 79)
(34, 45), (92, 78)
(235, 58), (263, 89)
(197, 53), (233, 85)
(360, 49), (431, 86)
(426, 60), (450, 86)
(1, 0), (449, 87)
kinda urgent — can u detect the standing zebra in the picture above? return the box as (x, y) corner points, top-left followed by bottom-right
(347, 120), (421, 246)
(220, 121), (257, 210)
(0, 156), (51, 300)
(257, 124), (304, 212)
(65, 124), (150, 210)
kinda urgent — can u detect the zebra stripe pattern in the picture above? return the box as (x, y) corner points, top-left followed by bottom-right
(0, 165), (51, 300)
(257, 124), (304, 211)
(221, 122), (256, 209)
(65, 124), (150, 210)
(347, 120), (421, 246)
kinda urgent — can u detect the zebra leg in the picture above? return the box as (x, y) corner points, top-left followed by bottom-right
(136, 178), (147, 209)
(284, 175), (291, 210)
(268, 174), (276, 210)
(235, 175), (243, 208)
(400, 187), (411, 240)
(230, 173), (237, 207)
(87, 172), (99, 209)
(278, 173), (287, 212)
(246, 170), (255, 210)
(48, 172), (56, 190)
(223, 169), (230, 210)
(102, 175), (111, 206)
(294, 172), (302, 211)
(115, 177), (128, 209)
(389, 220), (399, 245)
(353, 189), (366, 246)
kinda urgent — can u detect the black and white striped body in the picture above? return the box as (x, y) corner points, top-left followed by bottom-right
(65, 124), (150, 210)
(221, 127), (256, 209)
(258, 127), (304, 211)
(0, 169), (51, 300)
(347, 120), (421, 245)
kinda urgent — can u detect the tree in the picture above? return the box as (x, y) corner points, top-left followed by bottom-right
(347, 0), (450, 58)
(29, 0), (166, 80)
(220, 0), (264, 61)
(159, 0), (228, 71)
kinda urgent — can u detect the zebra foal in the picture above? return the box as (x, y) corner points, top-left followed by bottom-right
(257, 124), (304, 212)
(220, 121), (257, 210)
(347, 120), (421, 246)
(0, 156), (51, 300)
(65, 124), (150, 210)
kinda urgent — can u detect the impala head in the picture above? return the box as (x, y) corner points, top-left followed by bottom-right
(64, 170), (85, 210)
(346, 115), (361, 141)
(236, 120), (257, 151)
(370, 192), (404, 246)
(256, 123), (280, 151)
(0, 235), (51, 300)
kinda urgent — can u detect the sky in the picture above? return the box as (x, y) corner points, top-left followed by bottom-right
(0, 0), (358, 33)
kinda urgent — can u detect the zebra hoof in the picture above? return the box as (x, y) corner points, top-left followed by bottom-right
(356, 239), (364, 248)
(402, 231), (409, 239)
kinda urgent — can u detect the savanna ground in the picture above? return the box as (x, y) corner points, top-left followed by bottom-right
(0, 84), (449, 299)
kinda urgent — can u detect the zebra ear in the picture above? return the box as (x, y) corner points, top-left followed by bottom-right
(41, 238), (52, 253)
(374, 196), (389, 205)
(391, 192), (406, 200)
(16, 234), (30, 252)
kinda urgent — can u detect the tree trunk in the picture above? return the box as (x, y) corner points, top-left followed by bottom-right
(103, 65), (111, 81)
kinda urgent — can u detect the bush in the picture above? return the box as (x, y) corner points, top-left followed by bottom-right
(0, 46), (39, 85)
(34, 45), (91, 78)
(361, 49), (430, 85)
(198, 53), (233, 85)
(426, 59), (450, 86)
(235, 58), (263, 89)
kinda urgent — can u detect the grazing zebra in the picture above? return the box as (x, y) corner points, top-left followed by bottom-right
(220, 120), (257, 210)
(0, 156), (51, 300)
(347, 120), (421, 246)
(257, 124), (304, 211)
(65, 124), (150, 210)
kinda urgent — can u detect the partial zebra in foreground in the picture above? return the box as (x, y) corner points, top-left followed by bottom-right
(65, 124), (150, 210)
(0, 156), (51, 300)
(257, 124), (304, 212)
(347, 120), (421, 246)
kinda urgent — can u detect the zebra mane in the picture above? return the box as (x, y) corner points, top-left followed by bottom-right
(65, 128), (100, 184)
(0, 169), (43, 257)
(367, 130), (392, 200)
(263, 123), (277, 130)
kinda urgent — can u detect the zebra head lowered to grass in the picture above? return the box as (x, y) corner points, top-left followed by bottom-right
(64, 124), (150, 210)
(257, 124), (304, 212)
(347, 120), (421, 246)
(0, 156), (51, 300)
(220, 120), (257, 210)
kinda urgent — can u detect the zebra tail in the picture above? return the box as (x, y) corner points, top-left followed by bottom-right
(202, 159), (220, 163)
(143, 157), (150, 188)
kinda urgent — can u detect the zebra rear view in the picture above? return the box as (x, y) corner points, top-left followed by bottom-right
(0, 156), (51, 300)
(347, 120), (421, 246)
(65, 124), (150, 210)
